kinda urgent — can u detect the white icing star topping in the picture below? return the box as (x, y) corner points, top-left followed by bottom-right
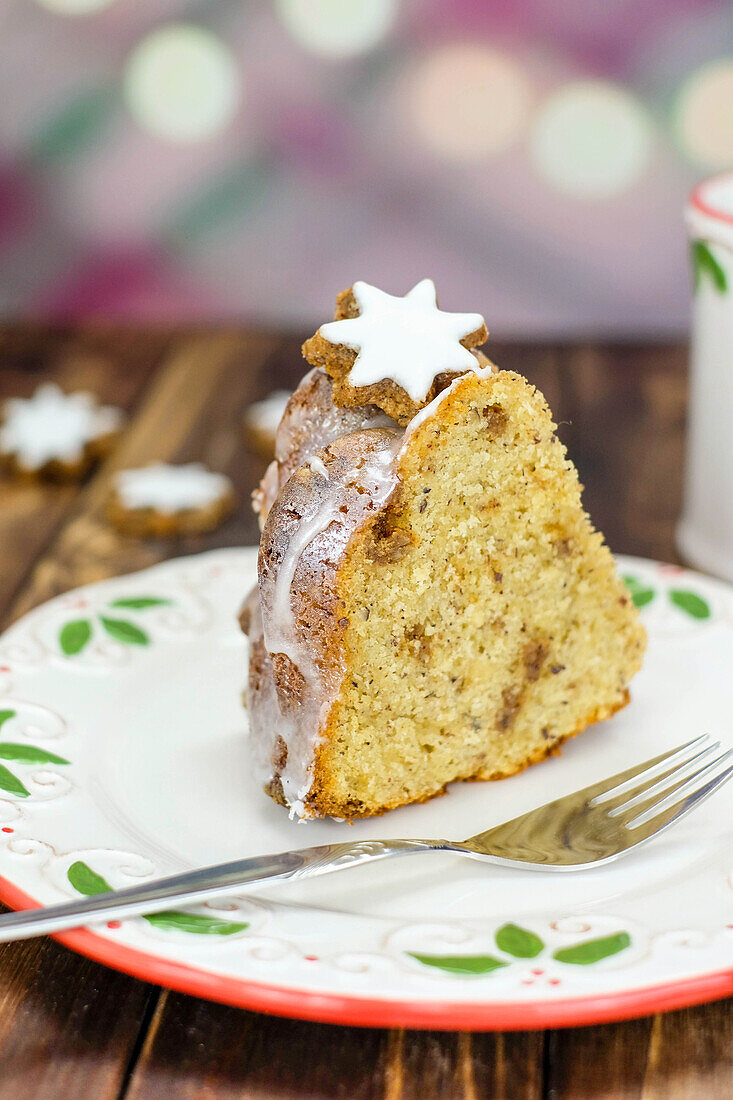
(114, 463), (233, 514)
(318, 279), (485, 402)
(0, 383), (123, 469)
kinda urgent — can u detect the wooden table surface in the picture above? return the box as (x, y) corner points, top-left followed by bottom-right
(0, 326), (730, 1099)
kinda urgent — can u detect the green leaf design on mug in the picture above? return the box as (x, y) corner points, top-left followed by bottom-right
(109, 597), (171, 610)
(0, 711), (15, 731)
(68, 861), (248, 935)
(60, 619), (92, 656)
(495, 923), (544, 958)
(143, 911), (248, 936)
(99, 616), (149, 646)
(0, 764), (30, 798)
(408, 953), (508, 976)
(553, 932), (631, 965)
(0, 743), (69, 765)
(622, 575), (655, 609)
(691, 240), (728, 294)
(68, 860), (111, 896)
(669, 589), (711, 620)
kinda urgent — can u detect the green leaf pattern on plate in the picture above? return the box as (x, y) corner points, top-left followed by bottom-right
(495, 923), (544, 958)
(68, 860), (111, 896)
(0, 713), (68, 797)
(144, 911), (248, 936)
(67, 861), (248, 937)
(0, 743), (69, 765)
(410, 927), (631, 976)
(623, 575), (714, 621)
(408, 953), (508, 976)
(622, 575), (655, 609)
(552, 932), (631, 965)
(99, 616), (149, 646)
(669, 589), (711, 620)
(691, 240), (728, 295)
(60, 619), (92, 656)
(109, 597), (172, 609)
(58, 595), (172, 656)
(0, 763), (30, 798)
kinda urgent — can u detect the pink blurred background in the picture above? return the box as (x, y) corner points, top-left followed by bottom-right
(1, 0), (732, 335)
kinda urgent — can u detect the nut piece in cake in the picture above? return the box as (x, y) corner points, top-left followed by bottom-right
(107, 462), (236, 538)
(0, 383), (124, 482)
(302, 279), (488, 425)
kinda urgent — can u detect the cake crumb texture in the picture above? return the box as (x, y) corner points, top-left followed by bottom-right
(303, 370), (646, 817)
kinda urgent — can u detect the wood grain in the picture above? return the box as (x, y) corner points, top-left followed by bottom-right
(558, 343), (687, 561)
(0, 328), (175, 622)
(125, 994), (544, 1100)
(7, 330), (279, 621)
(0, 923), (156, 1100)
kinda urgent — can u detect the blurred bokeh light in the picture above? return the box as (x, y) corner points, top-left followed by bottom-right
(123, 25), (241, 143)
(675, 58), (733, 168)
(2, 1), (732, 335)
(275, 0), (398, 58)
(531, 82), (654, 198)
(33, 0), (117, 14)
(409, 45), (532, 161)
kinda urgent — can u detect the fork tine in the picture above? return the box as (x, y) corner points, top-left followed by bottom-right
(619, 757), (733, 842)
(585, 735), (710, 806)
(604, 740), (721, 816)
(620, 749), (733, 829)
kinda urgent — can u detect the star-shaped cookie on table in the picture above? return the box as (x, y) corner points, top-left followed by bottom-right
(107, 462), (237, 538)
(302, 279), (489, 425)
(0, 383), (124, 482)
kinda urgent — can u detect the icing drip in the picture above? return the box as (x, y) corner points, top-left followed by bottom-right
(307, 455), (329, 480)
(114, 463), (232, 513)
(253, 368), (398, 531)
(263, 438), (400, 671)
(258, 435), (401, 816)
(0, 383), (123, 468)
(319, 279), (485, 402)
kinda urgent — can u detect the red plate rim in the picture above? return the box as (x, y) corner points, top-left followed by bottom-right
(1, 873), (731, 1030)
(689, 172), (733, 227)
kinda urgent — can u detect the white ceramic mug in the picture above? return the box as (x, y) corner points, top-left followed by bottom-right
(677, 174), (733, 582)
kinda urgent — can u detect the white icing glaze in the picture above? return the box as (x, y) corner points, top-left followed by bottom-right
(252, 368), (399, 533)
(114, 463), (233, 514)
(318, 279), (486, 402)
(307, 454), (329, 479)
(262, 439), (400, 672)
(243, 390), (291, 438)
(258, 436), (401, 818)
(0, 383), (123, 468)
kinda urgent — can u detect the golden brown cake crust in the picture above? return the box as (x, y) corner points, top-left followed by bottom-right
(302, 286), (489, 426)
(0, 432), (120, 484)
(106, 486), (237, 538)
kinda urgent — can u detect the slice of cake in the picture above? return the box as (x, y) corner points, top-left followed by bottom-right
(243, 280), (646, 819)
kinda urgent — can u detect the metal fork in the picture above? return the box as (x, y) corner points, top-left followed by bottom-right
(0, 735), (730, 942)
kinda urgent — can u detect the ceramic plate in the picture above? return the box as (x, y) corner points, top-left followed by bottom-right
(0, 548), (731, 1030)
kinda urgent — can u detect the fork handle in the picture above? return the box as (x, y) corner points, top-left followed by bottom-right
(0, 839), (441, 943)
